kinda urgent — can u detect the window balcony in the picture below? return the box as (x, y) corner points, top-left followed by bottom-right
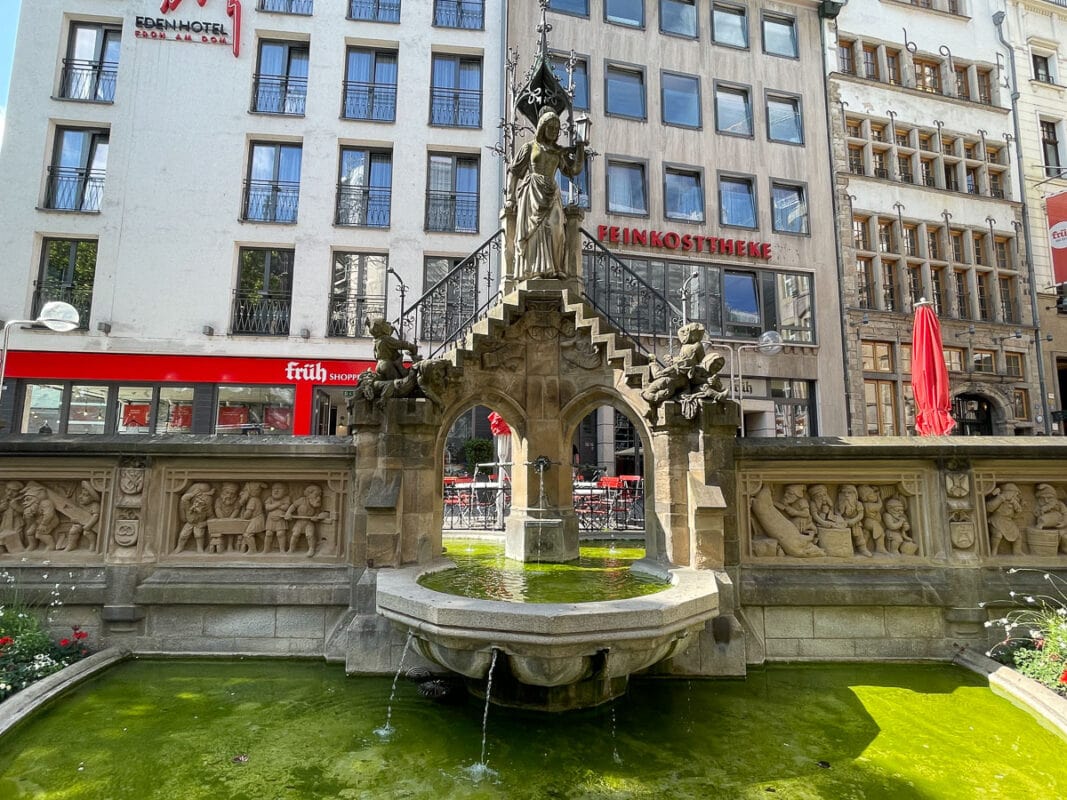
(258, 0), (314, 13)
(44, 167), (105, 211)
(231, 292), (292, 336)
(243, 180), (300, 223)
(328, 295), (386, 337)
(32, 284), (92, 331)
(425, 190), (478, 232)
(342, 81), (397, 121)
(335, 185), (391, 227)
(251, 74), (308, 115)
(433, 0), (484, 28)
(429, 87), (482, 127)
(348, 0), (400, 22)
(59, 59), (117, 102)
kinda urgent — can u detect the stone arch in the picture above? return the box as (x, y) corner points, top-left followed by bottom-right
(561, 386), (661, 560)
(951, 383), (1013, 435)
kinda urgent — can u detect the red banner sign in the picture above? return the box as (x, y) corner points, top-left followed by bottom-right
(1049, 191), (1067, 285)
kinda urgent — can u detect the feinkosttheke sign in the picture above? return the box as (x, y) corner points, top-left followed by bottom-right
(134, 0), (242, 57)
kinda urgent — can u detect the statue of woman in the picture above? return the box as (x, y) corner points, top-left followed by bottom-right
(507, 110), (586, 279)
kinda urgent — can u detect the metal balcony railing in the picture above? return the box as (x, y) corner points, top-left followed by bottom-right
(425, 190), (479, 232)
(335, 185), (391, 227)
(251, 74), (308, 114)
(348, 0), (400, 22)
(59, 59), (117, 102)
(32, 284), (93, 330)
(429, 87), (482, 127)
(328, 295), (386, 338)
(341, 81), (397, 121)
(45, 167), (105, 211)
(258, 0), (313, 13)
(433, 0), (484, 28)
(231, 292), (292, 336)
(243, 180), (300, 223)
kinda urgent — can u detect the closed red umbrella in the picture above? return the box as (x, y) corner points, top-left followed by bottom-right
(911, 299), (956, 436)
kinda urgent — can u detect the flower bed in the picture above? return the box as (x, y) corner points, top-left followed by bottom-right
(1, 605), (91, 702)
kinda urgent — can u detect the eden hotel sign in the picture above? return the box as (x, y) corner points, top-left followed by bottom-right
(135, 0), (242, 57)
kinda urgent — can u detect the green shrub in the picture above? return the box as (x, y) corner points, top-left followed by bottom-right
(463, 438), (494, 473)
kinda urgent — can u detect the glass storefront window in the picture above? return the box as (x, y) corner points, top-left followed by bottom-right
(21, 384), (63, 434)
(68, 385), (109, 434)
(216, 386), (294, 434)
(155, 387), (195, 434)
(117, 386), (153, 434)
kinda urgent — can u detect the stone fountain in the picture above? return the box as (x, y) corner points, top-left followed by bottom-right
(350, 10), (741, 711)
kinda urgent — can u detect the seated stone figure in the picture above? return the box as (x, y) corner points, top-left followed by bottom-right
(641, 322), (728, 420)
(354, 318), (450, 410)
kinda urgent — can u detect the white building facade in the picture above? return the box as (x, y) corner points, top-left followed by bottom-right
(0, 0), (503, 435)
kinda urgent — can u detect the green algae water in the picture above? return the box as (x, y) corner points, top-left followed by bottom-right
(419, 537), (668, 602)
(1, 660), (1065, 799)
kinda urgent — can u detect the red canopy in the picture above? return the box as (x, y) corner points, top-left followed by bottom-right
(911, 302), (956, 436)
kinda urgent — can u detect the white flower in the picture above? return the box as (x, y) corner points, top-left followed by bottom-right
(984, 621), (994, 628)
(1025, 596), (1036, 604)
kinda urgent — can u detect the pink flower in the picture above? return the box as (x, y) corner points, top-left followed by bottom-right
(59, 638), (71, 647)
(73, 631), (88, 641)
(0, 636), (13, 647)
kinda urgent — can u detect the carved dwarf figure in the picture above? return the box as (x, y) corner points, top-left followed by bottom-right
(63, 482), (101, 552)
(0, 481), (26, 553)
(858, 485), (887, 555)
(774, 484), (817, 539)
(238, 481), (267, 554)
(808, 484), (846, 531)
(262, 482), (290, 553)
(642, 323), (728, 420)
(882, 497), (912, 554)
(23, 483), (59, 551)
(1033, 483), (1067, 554)
(286, 484), (328, 557)
(835, 484), (870, 557)
(215, 482), (242, 519)
(175, 483), (215, 553)
(986, 482), (1024, 556)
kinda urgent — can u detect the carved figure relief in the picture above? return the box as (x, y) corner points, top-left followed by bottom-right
(641, 323), (729, 421)
(986, 482), (1025, 555)
(114, 461), (146, 548)
(945, 471), (976, 550)
(168, 478), (338, 558)
(749, 481), (919, 559)
(0, 478), (106, 555)
(354, 318), (451, 410)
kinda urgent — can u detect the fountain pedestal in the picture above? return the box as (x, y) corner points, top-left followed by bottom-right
(504, 510), (578, 562)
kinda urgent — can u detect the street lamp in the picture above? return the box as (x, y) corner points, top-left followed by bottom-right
(0, 301), (81, 408)
(736, 330), (784, 438)
(679, 270), (700, 323)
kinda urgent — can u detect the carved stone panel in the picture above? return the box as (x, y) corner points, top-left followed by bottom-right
(0, 472), (110, 559)
(979, 480), (1067, 558)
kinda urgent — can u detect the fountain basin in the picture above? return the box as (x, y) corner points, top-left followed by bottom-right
(375, 561), (719, 710)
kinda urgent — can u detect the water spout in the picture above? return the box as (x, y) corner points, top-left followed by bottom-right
(375, 631), (413, 740)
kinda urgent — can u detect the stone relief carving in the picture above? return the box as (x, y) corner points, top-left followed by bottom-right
(355, 318), (451, 409)
(169, 478), (338, 558)
(985, 482), (1067, 557)
(0, 478), (105, 555)
(113, 459), (146, 549)
(749, 482), (918, 559)
(945, 471), (976, 550)
(641, 323), (729, 421)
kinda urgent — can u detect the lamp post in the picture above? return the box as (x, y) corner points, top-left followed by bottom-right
(736, 330), (784, 437)
(679, 270), (700, 324)
(0, 302), (81, 416)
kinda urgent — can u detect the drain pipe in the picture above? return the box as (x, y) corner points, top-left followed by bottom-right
(818, 0), (855, 434)
(993, 11), (1052, 434)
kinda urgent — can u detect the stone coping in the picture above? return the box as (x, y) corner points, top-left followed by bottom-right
(0, 435), (355, 457)
(953, 646), (1067, 740)
(739, 436), (1067, 460)
(0, 647), (131, 738)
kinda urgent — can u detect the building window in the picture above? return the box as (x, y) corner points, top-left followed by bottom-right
(921, 158), (937, 187)
(771, 182), (807, 234)
(902, 225), (918, 256)
(927, 231), (941, 260)
(882, 260), (900, 311)
(719, 175), (756, 228)
(999, 276), (1017, 323)
(607, 160), (648, 215)
(243, 142), (302, 223)
(862, 46), (879, 80)
(606, 65), (646, 120)
(1033, 53), (1054, 84)
(664, 167), (704, 222)
(426, 154), (479, 233)
(46, 127), (108, 212)
(857, 258), (874, 309)
(954, 65), (970, 99)
(766, 94), (802, 144)
(660, 0), (696, 37)
(712, 4), (747, 48)
(548, 0), (589, 15)
(61, 22), (120, 102)
(953, 270), (969, 319)
(976, 69), (993, 103)
(430, 55), (482, 128)
(862, 341), (894, 372)
(232, 248), (293, 336)
(558, 167), (590, 208)
(1041, 121), (1062, 177)
(884, 50), (901, 85)
(348, 0), (401, 22)
(848, 146), (864, 175)
(252, 40), (308, 115)
(343, 48), (397, 121)
(606, 0), (643, 27)
(721, 271), (761, 337)
(853, 217), (870, 250)
(1004, 352), (1024, 378)
(971, 349), (995, 373)
(550, 54), (589, 110)
(662, 72), (700, 128)
(951, 231), (965, 262)
(336, 147), (392, 227)
(897, 155), (913, 183)
(837, 38), (854, 74)
(914, 58), (941, 94)
(931, 267), (947, 316)
(864, 380), (898, 435)
(216, 386), (295, 434)
(433, 0), (483, 28)
(35, 239), (96, 328)
(259, 0), (314, 13)
(1013, 388), (1030, 420)
(943, 347), (964, 371)
(715, 84), (751, 136)
(976, 272), (991, 320)
(421, 256), (474, 341)
(329, 253), (387, 337)
(762, 14), (797, 58)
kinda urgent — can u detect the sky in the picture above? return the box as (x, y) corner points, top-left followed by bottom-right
(0, 0), (23, 148)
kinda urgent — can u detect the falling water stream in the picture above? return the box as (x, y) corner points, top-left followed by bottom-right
(462, 648), (500, 783)
(374, 632), (413, 740)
